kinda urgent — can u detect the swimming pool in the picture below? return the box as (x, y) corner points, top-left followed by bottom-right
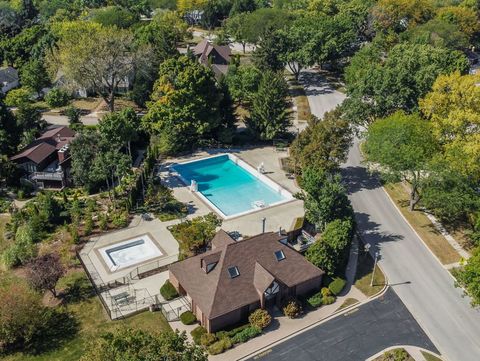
(172, 154), (293, 218)
(99, 234), (163, 271)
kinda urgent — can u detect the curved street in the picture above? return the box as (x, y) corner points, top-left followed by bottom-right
(300, 68), (480, 361)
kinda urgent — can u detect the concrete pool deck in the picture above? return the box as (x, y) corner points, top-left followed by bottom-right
(160, 147), (304, 236)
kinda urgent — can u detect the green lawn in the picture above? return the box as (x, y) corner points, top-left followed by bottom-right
(421, 351), (443, 361)
(373, 348), (414, 361)
(337, 297), (359, 311)
(2, 271), (171, 361)
(384, 183), (461, 265)
(354, 250), (386, 297)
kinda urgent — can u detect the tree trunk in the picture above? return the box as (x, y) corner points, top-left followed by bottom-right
(106, 91), (115, 112)
(409, 183), (420, 211)
(50, 288), (57, 298)
(242, 42), (246, 54)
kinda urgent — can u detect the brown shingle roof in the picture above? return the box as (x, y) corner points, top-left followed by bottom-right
(10, 126), (75, 165)
(192, 39), (231, 66)
(169, 231), (324, 319)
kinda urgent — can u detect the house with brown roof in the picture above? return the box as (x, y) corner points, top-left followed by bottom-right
(169, 230), (324, 333)
(192, 39), (231, 78)
(10, 125), (76, 189)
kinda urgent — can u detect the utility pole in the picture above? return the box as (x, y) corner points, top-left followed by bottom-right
(371, 251), (379, 287)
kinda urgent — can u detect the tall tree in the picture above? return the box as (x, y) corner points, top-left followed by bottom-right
(98, 108), (140, 159)
(143, 56), (225, 154)
(290, 109), (352, 174)
(296, 167), (353, 230)
(364, 111), (438, 210)
(0, 99), (20, 156)
(20, 59), (51, 95)
(419, 72), (480, 181)
(246, 70), (291, 140)
(343, 43), (469, 126)
(53, 21), (141, 112)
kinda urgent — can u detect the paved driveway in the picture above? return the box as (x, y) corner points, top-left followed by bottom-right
(299, 69), (346, 119)
(249, 288), (437, 361)
(298, 69), (480, 360)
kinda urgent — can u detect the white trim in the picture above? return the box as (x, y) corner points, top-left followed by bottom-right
(170, 153), (294, 220)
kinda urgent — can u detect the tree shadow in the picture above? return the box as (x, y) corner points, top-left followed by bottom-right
(354, 212), (404, 252)
(26, 308), (80, 355)
(341, 166), (382, 195)
(60, 274), (96, 304)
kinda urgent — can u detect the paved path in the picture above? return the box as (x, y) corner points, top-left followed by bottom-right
(300, 69), (480, 361)
(298, 69), (346, 120)
(248, 288), (437, 361)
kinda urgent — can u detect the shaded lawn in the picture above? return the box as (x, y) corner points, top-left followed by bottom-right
(336, 297), (359, 311)
(384, 183), (460, 265)
(354, 251), (386, 298)
(421, 351), (443, 361)
(2, 271), (171, 361)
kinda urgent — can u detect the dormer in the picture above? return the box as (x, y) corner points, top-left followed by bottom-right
(200, 252), (221, 274)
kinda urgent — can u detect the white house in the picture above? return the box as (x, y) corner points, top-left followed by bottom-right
(0, 67), (19, 94)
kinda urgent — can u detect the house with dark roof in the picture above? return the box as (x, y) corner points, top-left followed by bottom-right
(192, 39), (231, 78)
(169, 230), (324, 332)
(0, 67), (19, 94)
(10, 125), (76, 189)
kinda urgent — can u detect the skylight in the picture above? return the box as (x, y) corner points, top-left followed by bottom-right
(274, 250), (286, 261)
(227, 266), (240, 278)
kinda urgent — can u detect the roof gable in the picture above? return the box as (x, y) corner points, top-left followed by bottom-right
(169, 231), (324, 319)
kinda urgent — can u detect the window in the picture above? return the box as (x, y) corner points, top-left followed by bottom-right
(206, 262), (217, 273)
(227, 266), (240, 279)
(274, 250), (285, 261)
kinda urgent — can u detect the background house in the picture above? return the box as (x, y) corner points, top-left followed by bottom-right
(192, 39), (231, 78)
(10, 126), (76, 189)
(0, 67), (19, 94)
(169, 230), (324, 333)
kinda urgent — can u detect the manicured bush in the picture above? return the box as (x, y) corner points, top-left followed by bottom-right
(45, 88), (70, 108)
(328, 278), (346, 296)
(215, 324), (250, 340)
(160, 280), (178, 301)
(200, 332), (217, 346)
(307, 293), (322, 308)
(180, 310), (196, 325)
(5, 87), (32, 107)
(248, 309), (272, 329)
(322, 295), (336, 305)
(208, 337), (232, 355)
(321, 287), (332, 298)
(191, 326), (207, 345)
(282, 299), (302, 319)
(231, 325), (262, 344)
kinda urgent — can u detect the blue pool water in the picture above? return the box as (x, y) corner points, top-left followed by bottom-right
(172, 155), (289, 216)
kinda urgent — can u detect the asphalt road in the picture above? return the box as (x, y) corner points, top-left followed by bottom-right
(301, 68), (480, 361)
(249, 288), (437, 361)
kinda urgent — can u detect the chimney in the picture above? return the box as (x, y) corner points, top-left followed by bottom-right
(58, 145), (69, 163)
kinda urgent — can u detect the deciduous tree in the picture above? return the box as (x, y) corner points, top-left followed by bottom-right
(26, 253), (65, 297)
(364, 111), (438, 210)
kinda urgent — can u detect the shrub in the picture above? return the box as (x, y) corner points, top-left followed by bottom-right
(282, 299), (302, 319)
(191, 326), (207, 345)
(322, 295), (336, 305)
(200, 332), (217, 346)
(215, 324), (250, 340)
(208, 337), (232, 355)
(2, 225), (37, 268)
(307, 293), (322, 308)
(45, 88), (70, 108)
(248, 309), (272, 329)
(321, 287), (332, 298)
(328, 278), (346, 296)
(180, 310), (196, 325)
(5, 87), (32, 107)
(160, 280), (178, 301)
(231, 325), (261, 344)
(111, 211), (129, 228)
